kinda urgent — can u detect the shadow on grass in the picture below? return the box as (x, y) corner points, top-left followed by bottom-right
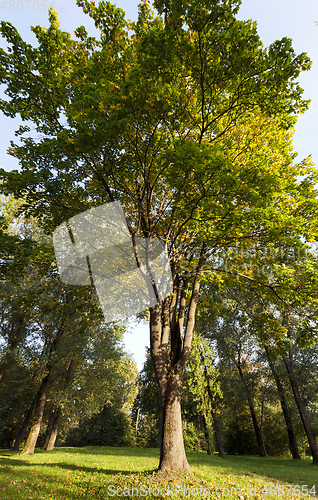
(51, 446), (159, 458)
(41, 461), (152, 476)
(187, 451), (316, 485)
(1, 447), (315, 488)
(0, 457), (137, 477)
(0, 447), (158, 478)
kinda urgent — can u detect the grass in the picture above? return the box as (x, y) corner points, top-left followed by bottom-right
(0, 446), (317, 499)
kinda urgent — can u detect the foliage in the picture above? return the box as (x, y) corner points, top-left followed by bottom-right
(132, 350), (160, 447)
(0, 193), (138, 451)
(64, 404), (134, 447)
(182, 421), (202, 451)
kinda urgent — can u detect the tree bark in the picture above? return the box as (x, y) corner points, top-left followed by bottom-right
(43, 408), (62, 450)
(202, 412), (214, 455)
(150, 301), (192, 473)
(236, 363), (267, 457)
(135, 407), (140, 438)
(265, 347), (301, 459)
(42, 406), (55, 450)
(20, 374), (51, 455)
(159, 370), (192, 472)
(282, 352), (318, 464)
(42, 358), (75, 450)
(11, 392), (38, 451)
(210, 400), (226, 458)
(149, 244), (208, 473)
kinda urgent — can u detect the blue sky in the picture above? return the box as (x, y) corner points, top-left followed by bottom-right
(0, 0), (317, 370)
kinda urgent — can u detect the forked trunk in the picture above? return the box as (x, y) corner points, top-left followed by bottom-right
(42, 358), (74, 450)
(42, 407), (55, 450)
(149, 243), (207, 473)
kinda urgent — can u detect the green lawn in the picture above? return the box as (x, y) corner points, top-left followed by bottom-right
(0, 447), (317, 499)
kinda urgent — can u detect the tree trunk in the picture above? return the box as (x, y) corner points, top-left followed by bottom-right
(248, 397), (268, 457)
(149, 244), (208, 473)
(20, 374), (51, 455)
(210, 401), (226, 458)
(11, 392), (38, 451)
(202, 413), (214, 455)
(236, 364), (267, 457)
(159, 370), (192, 473)
(265, 348), (301, 460)
(42, 407), (55, 450)
(150, 300), (193, 473)
(135, 407), (140, 438)
(43, 409), (62, 450)
(282, 352), (318, 464)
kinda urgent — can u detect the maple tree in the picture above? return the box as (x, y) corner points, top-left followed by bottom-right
(0, 0), (318, 471)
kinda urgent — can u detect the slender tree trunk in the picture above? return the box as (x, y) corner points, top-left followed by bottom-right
(248, 397), (267, 457)
(135, 407), (140, 438)
(282, 352), (318, 464)
(234, 412), (244, 455)
(20, 374), (51, 455)
(236, 364), (267, 457)
(43, 409), (62, 451)
(202, 413), (214, 455)
(42, 406), (55, 450)
(265, 348), (301, 459)
(210, 401), (226, 458)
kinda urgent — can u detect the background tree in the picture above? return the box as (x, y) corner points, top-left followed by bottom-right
(0, 194), (138, 453)
(196, 242), (318, 462)
(182, 331), (221, 456)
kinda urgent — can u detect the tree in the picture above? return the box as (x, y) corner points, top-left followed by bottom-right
(0, 0), (317, 472)
(65, 404), (134, 447)
(197, 245), (318, 462)
(264, 345), (301, 459)
(132, 350), (161, 448)
(183, 331), (222, 456)
(0, 192), (53, 385)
